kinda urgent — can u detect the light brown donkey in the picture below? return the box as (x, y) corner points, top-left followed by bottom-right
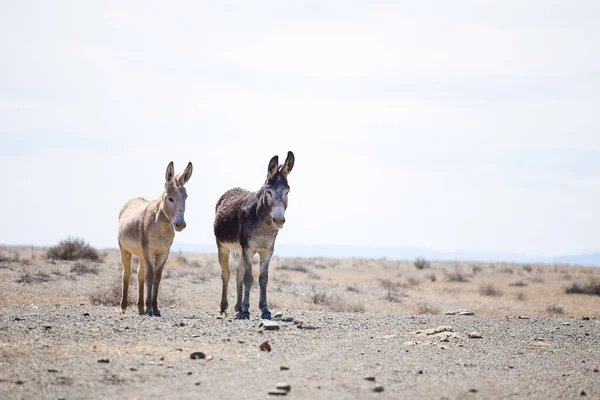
(117, 162), (193, 316)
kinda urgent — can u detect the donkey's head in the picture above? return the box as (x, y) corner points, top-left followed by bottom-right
(161, 161), (193, 232)
(263, 151), (295, 229)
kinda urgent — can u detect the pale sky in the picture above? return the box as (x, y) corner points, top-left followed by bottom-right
(1, 1), (599, 258)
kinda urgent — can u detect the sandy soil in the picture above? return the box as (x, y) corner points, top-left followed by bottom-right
(1, 246), (600, 399)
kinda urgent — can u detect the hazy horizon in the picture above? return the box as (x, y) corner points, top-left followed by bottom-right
(2, 2), (599, 259)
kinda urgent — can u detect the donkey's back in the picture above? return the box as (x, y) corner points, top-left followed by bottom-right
(214, 187), (250, 247)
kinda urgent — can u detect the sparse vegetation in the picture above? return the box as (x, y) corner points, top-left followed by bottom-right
(522, 264), (533, 273)
(414, 257), (430, 270)
(509, 281), (528, 287)
(327, 296), (365, 313)
(479, 284), (503, 297)
(565, 279), (600, 296)
(307, 286), (329, 305)
(89, 281), (127, 307)
(425, 273), (437, 282)
(71, 262), (99, 275)
(417, 302), (440, 314)
(46, 237), (101, 261)
(346, 285), (360, 293)
(379, 279), (404, 302)
(444, 270), (470, 283)
(16, 272), (51, 284)
(406, 277), (421, 287)
(278, 264), (309, 273)
(516, 292), (527, 301)
(546, 305), (564, 315)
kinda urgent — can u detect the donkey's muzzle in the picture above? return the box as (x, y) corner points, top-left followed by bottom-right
(175, 221), (186, 231)
(272, 217), (285, 229)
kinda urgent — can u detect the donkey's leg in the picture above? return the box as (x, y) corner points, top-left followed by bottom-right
(217, 244), (230, 314)
(258, 248), (274, 320)
(137, 257), (146, 315)
(142, 250), (156, 316)
(238, 247), (254, 319)
(234, 257), (243, 313)
(151, 251), (169, 317)
(119, 244), (132, 313)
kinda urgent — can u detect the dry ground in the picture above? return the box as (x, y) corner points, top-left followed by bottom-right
(1, 245), (599, 318)
(1, 245), (600, 399)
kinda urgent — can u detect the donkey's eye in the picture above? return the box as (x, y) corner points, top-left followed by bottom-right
(168, 197), (174, 203)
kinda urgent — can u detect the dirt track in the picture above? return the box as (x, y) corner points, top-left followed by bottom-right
(1, 305), (598, 400)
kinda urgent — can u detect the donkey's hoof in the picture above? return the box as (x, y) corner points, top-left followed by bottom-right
(261, 312), (272, 320)
(153, 310), (161, 317)
(236, 311), (250, 320)
(144, 309), (154, 316)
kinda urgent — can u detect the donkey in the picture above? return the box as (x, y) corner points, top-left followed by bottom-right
(117, 161), (193, 316)
(214, 151), (295, 320)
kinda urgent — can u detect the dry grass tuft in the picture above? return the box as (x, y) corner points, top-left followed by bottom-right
(71, 262), (99, 275)
(16, 272), (51, 284)
(479, 284), (503, 297)
(546, 305), (564, 315)
(417, 302), (440, 314)
(444, 270), (470, 283)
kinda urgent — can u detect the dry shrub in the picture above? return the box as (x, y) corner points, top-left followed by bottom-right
(47, 237), (100, 261)
(417, 302), (440, 314)
(307, 286), (329, 305)
(16, 272), (51, 284)
(444, 270), (470, 283)
(414, 257), (430, 270)
(471, 265), (483, 275)
(89, 280), (129, 306)
(406, 277), (421, 287)
(516, 292), (526, 301)
(565, 279), (600, 296)
(425, 273), (437, 282)
(531, 276), (545, 284)
(546, 305), (564, 315)
(278, 264), (309, 273)
(379, 279), (404, 302)
(71, 262), (99, 275)
(479, 284), (503, 297)
(522, 264), (533, 273)
(346, 285), (360, 293)
(509, 281), (528, 287)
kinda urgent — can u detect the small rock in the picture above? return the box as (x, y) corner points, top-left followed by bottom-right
(130, 368), (137, 371)
(437, 345), (448, 350)
(373, 386), (384, 393)
(268, 389), (288, 396)
(83, 313), (90, 317)
(15, 380), (24, 385)
(261, 320), (280, 331)
(580, 390), (587, 396)
(280, 366), (290, 371)
(364, 376), (376, 381)
(297, 324), (319, 330)
(582, 316), (590, 320)
(44, 326), (52, 330)
(47, 369), (59, 373)
(468, 331), (483, 339)
(518, 316), (531, 319)
(190, 352), (206, 360)
(195, 382), (201, 386)
(159, 356), (165, 361)
(281, 317), (294, 323)
(97, 359), (110, 363)
(469, 389), (478, 393)
(179, 322), (185, 327)
(563, 322), (570, 326)
(206, 355), (214, 361)
(276, 382), (291, 392)
(259, 341), (272, 352)
(14, 317), (23, 321)
(594, 368), (599, 373)
(458, 309), (475, 316)
(418, 370), (423, 374)
(187, 372), (192, 375)
(273, 311), (283, 320)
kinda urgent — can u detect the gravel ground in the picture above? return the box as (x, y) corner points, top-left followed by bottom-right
(1, 305), (599, 400)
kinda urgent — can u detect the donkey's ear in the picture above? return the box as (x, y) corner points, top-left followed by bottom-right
(267, 155), (279, 179)
(180, 162), (193, 186)
(165, 161), (175, 183)
(281, 151), (295, 177)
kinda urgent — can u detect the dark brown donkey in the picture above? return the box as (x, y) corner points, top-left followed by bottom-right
(214, 151), (295, 319)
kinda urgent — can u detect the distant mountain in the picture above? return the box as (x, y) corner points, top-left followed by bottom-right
(171, 242), (600, 267)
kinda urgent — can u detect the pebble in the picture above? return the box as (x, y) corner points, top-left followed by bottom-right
(468, 331), (483, 339)
(373, 386), (384, 393)
(97, 359), (110, 363)
(259, 341), (272, 352)
(190, 352), (206, 360)
(297, 323), (319, 330)
(276, 382), (291, 392)
(518, 316), (531, 319)
(364, 376), (376, 381)
(83, 313), (90, 317)
(281, 317), (294, 323)
(268, 389), (288, 396)
(280, 366), (290, 371)
(272, 311), (283, 320)
(259, 321), (280, 331)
